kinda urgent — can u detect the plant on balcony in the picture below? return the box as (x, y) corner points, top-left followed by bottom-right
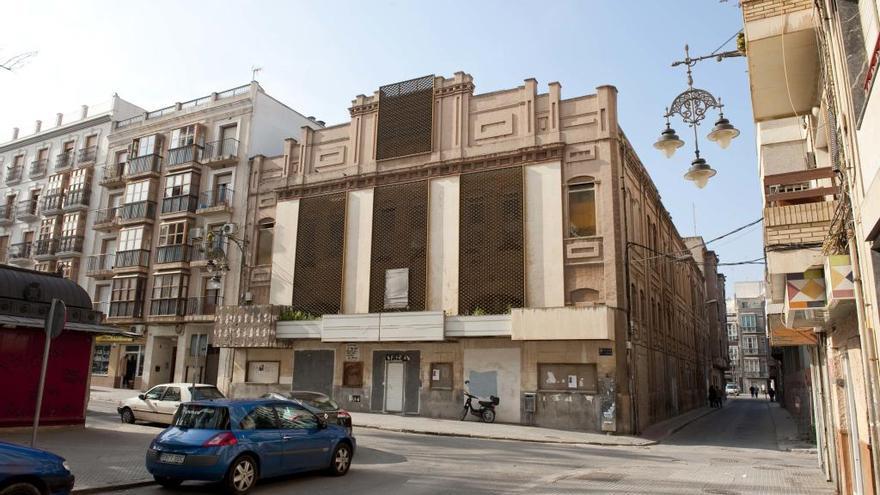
(277, 307), (319, 321)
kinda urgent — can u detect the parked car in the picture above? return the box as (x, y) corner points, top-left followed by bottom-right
(725, 383), (740, 396)
(260, 391), (353, 435)
(118, 383), (225, 425)
(0, 441), (74, 495)
(145, 399), (355, 494)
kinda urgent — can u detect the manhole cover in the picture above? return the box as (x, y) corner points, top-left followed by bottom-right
(571, 472), (625, 483)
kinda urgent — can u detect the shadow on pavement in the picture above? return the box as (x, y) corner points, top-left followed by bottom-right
(659, 397), (791, 451)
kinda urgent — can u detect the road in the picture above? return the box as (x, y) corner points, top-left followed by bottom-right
(97, 397), (832, 494)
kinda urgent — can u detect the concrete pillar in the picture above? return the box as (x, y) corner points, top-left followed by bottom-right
(270, 200), (300, 305)
(81, 105), (89, 119)
(55, 113), (63, 126)
(343, 189), (374, 314)
(427, 176), (460, 314)
(11, 127), (19, 140)
(34, 120), (42, 133)
(524, 161), (565, 308)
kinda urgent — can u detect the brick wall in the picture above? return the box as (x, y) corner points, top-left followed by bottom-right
(742, 0), (813, 22)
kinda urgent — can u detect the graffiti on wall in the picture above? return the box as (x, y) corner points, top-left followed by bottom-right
(599, 376), (616, 432)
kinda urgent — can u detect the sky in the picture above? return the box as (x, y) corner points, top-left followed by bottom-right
(0, 0), (763, 296)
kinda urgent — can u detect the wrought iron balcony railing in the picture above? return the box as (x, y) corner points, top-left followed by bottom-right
(86, 253), (116, 273)
(55, 151), (74, 170)
(62, 188), (91, 209)
(161, 194), (198, 214)
(166, 144), (202, 167)
(42, 193), (64, 214)
(77, 146), (98, 164)
(124, 154), (162, 177)
(114, 249), (151, 268)
(198, 188), (234, 209)
(150, 298), (187, 317)
(118, 200), (156, 222)
(109, 300), (144, 319)
(203, 138), (239, 163)
(156, 244), (191, 264)
(34, 238), (58, 257)
(15, 199), (40, 220)
(29, 159), (47, 177)
(94, 206), (119, 226)
(5, 166), (22, 183)
(186, 295), (223, 316)
(56, 235), (84, 254)
(8, 242), (31, 260)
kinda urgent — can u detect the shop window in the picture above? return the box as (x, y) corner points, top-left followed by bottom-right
(568, 181), (596, 237)
(92, 344), (111, 375)
(537, 363), (598, 392)
(342, 362), (363, 388)
(430, 363), (453, 390)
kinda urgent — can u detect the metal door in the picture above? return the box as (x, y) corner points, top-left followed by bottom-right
(385, 362), (404, 412)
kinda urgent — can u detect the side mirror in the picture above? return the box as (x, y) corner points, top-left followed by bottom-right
(138, 394), (146, 401)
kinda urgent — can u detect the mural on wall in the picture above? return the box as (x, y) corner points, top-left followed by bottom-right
(785, 269), (826, 309)
(599, 376), (616, 432)
(824, 255), (855, 302)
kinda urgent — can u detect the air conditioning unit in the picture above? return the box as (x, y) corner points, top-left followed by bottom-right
(243, 291), (253, 303)
(128, 324), (145, 336)
(189, 227), (204, 242)
(221, 223), (236, 235)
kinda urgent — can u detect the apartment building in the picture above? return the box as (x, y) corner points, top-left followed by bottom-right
(0, 97), (143, 272)
(85, 81), (319, 391)
(741, 1), (879, 492)
(725, 298), (740, 388)
(209, 73), (720, 434)
(731, 282), (770, 393)
(685, 238), (729, 392)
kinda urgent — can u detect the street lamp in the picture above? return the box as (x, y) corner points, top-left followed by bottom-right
(655, 45), (741, 188)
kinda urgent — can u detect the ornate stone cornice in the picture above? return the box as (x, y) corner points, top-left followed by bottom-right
(434, 82), (475, 97)
(348, 102), (379, 117)
(276, 143), (564, 201)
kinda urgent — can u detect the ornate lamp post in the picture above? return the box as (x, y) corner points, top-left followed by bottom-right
(654, 45), (741, 189)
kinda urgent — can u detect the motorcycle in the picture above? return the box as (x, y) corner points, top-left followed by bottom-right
(460, 381), (500, 423)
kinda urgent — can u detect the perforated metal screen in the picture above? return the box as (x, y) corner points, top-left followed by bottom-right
(292, 193), (346, 316)
(376, 75), (434, 160)
(369, 181), (428, 313)
(459, 167), (524, 315)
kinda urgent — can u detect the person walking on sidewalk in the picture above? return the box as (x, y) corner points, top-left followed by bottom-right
(708, 385), (719, 408)
(768, 387), (776, 402)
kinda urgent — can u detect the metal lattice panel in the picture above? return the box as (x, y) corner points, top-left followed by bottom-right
(369, 181), (428, 313)
(459, 167), (524, 315)
(376, 75), (434, 160)
(292, 193), (346, 316)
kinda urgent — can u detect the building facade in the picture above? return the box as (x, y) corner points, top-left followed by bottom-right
(732, 282), (771, 393)
(685, 238), (730, 392)
(725, 298), (740, 388)
(212, 73), (719, 434)
(741, 0), (880, 492)
(85, 82), (319, 391)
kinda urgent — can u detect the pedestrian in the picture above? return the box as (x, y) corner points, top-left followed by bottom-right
(768, 387), (776, 402)
(708, 385), (718, 408)
(761, 384), (767, 398)
(749, 386), (755, 398)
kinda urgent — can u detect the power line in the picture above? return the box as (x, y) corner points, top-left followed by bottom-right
(632, 217), (764, 264)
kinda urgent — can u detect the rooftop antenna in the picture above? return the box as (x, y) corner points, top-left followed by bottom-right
(251, 66), (262, 82)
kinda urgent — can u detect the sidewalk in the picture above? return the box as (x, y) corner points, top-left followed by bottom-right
(768, 400), (818, 453)
(639, 405), (719, 442)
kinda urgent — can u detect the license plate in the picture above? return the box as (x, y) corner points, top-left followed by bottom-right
(159, 453), (185, 464)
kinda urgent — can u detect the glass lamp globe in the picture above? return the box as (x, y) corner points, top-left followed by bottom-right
(207, 275), (223, 291)
(653, 124), (684, 158)
(684, 156), (717, 189)
(707, 115), (740, 149)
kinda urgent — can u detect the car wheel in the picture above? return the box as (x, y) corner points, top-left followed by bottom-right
(481, 409), (496, 423)
(328, 443), (352, 476)
(224, 455), (258, 494)
(0, 483), (41, 495)
(120, 407), (135, 424)
(154, 476), (182, 489)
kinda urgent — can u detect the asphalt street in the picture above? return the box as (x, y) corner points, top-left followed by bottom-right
(97, 397), (832, 495)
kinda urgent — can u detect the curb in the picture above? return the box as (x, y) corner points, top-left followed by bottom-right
(644, 406), (722, 444)
(353, 423), (656, 447)
(73, 480), (155, 494)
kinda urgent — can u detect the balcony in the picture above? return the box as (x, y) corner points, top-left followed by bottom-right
(202, 139), (239, 168)
(41, 193), (65, 216)
(93, 301), (109, 318)
(56, 235), (84, 256)
(160, 194), (198, 216)
(55, 151), (74, 171)
(190, 242), (225, 267)
(742, 347), (762, 356)
(100, 164), (125, 188)
(62, 188), (91, 211)
(77, 146), (98, 165)
(108, 301), (144, 320)
(149, 298), (187, 318)
(5, 166), (22, 184)
(166, 144), (202, 170)
(117, 200), (156, 225)
(197, 189), (234, 214)
(124, 154), (162, 179)
(156, 244), (191, 264)
(0, 205), (14, 226)
(33, 238), (58, 260)
(113, 249), (151, 271)
(29, 159), (47, 178)
(86, 253), (115, 279)
(185, 296), (223, 322)
(7, 242), (32, 264)
(15, 199), (40, 222)
(93, 206), (120, 231)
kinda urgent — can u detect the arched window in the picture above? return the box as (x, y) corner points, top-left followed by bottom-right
(256, 218), (274, 266)
(567, 179), (596, 237)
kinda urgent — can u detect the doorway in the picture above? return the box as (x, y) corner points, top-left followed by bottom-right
(385, 361), (405, 413)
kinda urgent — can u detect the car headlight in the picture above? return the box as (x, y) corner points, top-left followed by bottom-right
(62, 460), (71, 472)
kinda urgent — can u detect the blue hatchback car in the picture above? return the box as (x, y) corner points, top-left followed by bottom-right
(0, 441), (74, 495)
(145, 399), (355, 494)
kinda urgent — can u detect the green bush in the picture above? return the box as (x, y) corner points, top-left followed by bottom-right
(277, 307), (319, 321)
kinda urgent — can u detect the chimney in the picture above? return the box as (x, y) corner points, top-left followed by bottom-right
(81, 105), (89, 119)
(34, 120), (42, 133)
(12, 127), (19, 140)
(56, 113), (64, 126)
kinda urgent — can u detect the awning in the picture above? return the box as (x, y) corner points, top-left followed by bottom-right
(0, 314), (135, 336)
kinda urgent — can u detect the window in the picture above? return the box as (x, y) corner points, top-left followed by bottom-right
(744, 336), (758, 352)
(91, 345), (111, 374)
(12, 155), (23, 168)
(110, 276), (145, 317)
(151, 273), (189, 301)
(114, 150), (128, 170)
(740, 314), (757, 329)
(727, 323), (737, 339)
(430, 363), (453, 390)
(124, 180), (150, 204)
(67, 168), (89, 204)
(173, 405), (229, 429)
(538, 363), (598, 392)
(743, 358), (760, 373)
(37, 217), (57, 242)
(342, 362), (363, 388)
(162, 387), (181, 401)
(170, 125), (197, 148)
(0, 235), (7, 263)
(119, 227), (146, 251)
(124, 345), (145, 377)
(164, 173), (192, 198)
(240, 406), (277, 430)
(256, 218), (274, 266)
(274, 405), (318, 430)
(568, 181), (596, 237)
(132, 135), (158, 157)
(728, 346), (739, 361)
(189, 333), (208, 358)
(61, 213), (81, 238)
(158, 221), (187, 247)
(145, 386), (167, 400)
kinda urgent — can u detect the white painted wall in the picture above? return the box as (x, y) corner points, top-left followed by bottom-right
(428, 177), (459, 314)
(250, 91), (319, 157)
(524, 162), (565, 308)
(463, 347), (521, 423)
(270, 200), (299, 305)
(343, 189), (374, 313)
(511, 307), (613, 340)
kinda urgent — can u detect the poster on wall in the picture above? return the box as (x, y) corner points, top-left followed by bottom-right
(345, 344), (360, 362)
(247, 361), (280, 384)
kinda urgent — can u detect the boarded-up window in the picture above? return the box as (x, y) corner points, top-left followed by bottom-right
(369, 182), (427, 313)
(568, 181), (596, 237)
(342, 362), (364, 388)
(430, 363), (453, 390)
(538, 363), (598, 392)
(376, 75), (434, 160)
(459, 167), (524, 315)
(292, 194), (346, 315)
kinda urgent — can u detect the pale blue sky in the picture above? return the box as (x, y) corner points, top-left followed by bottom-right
(0, 0), (762, 293)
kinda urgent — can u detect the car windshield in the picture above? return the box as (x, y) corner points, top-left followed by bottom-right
(291, 394), (338, 411)
(189, 386), (225, 400)
(173, 405), (230, 429)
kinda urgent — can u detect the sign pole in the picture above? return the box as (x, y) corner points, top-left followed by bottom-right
(32, 298), (66, 448)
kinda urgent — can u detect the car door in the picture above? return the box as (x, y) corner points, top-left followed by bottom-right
(273, 404), (334, 472)
(136, 386), (166, 422)
(155, 386), (183, 424)
(237, 405), (283, 477)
